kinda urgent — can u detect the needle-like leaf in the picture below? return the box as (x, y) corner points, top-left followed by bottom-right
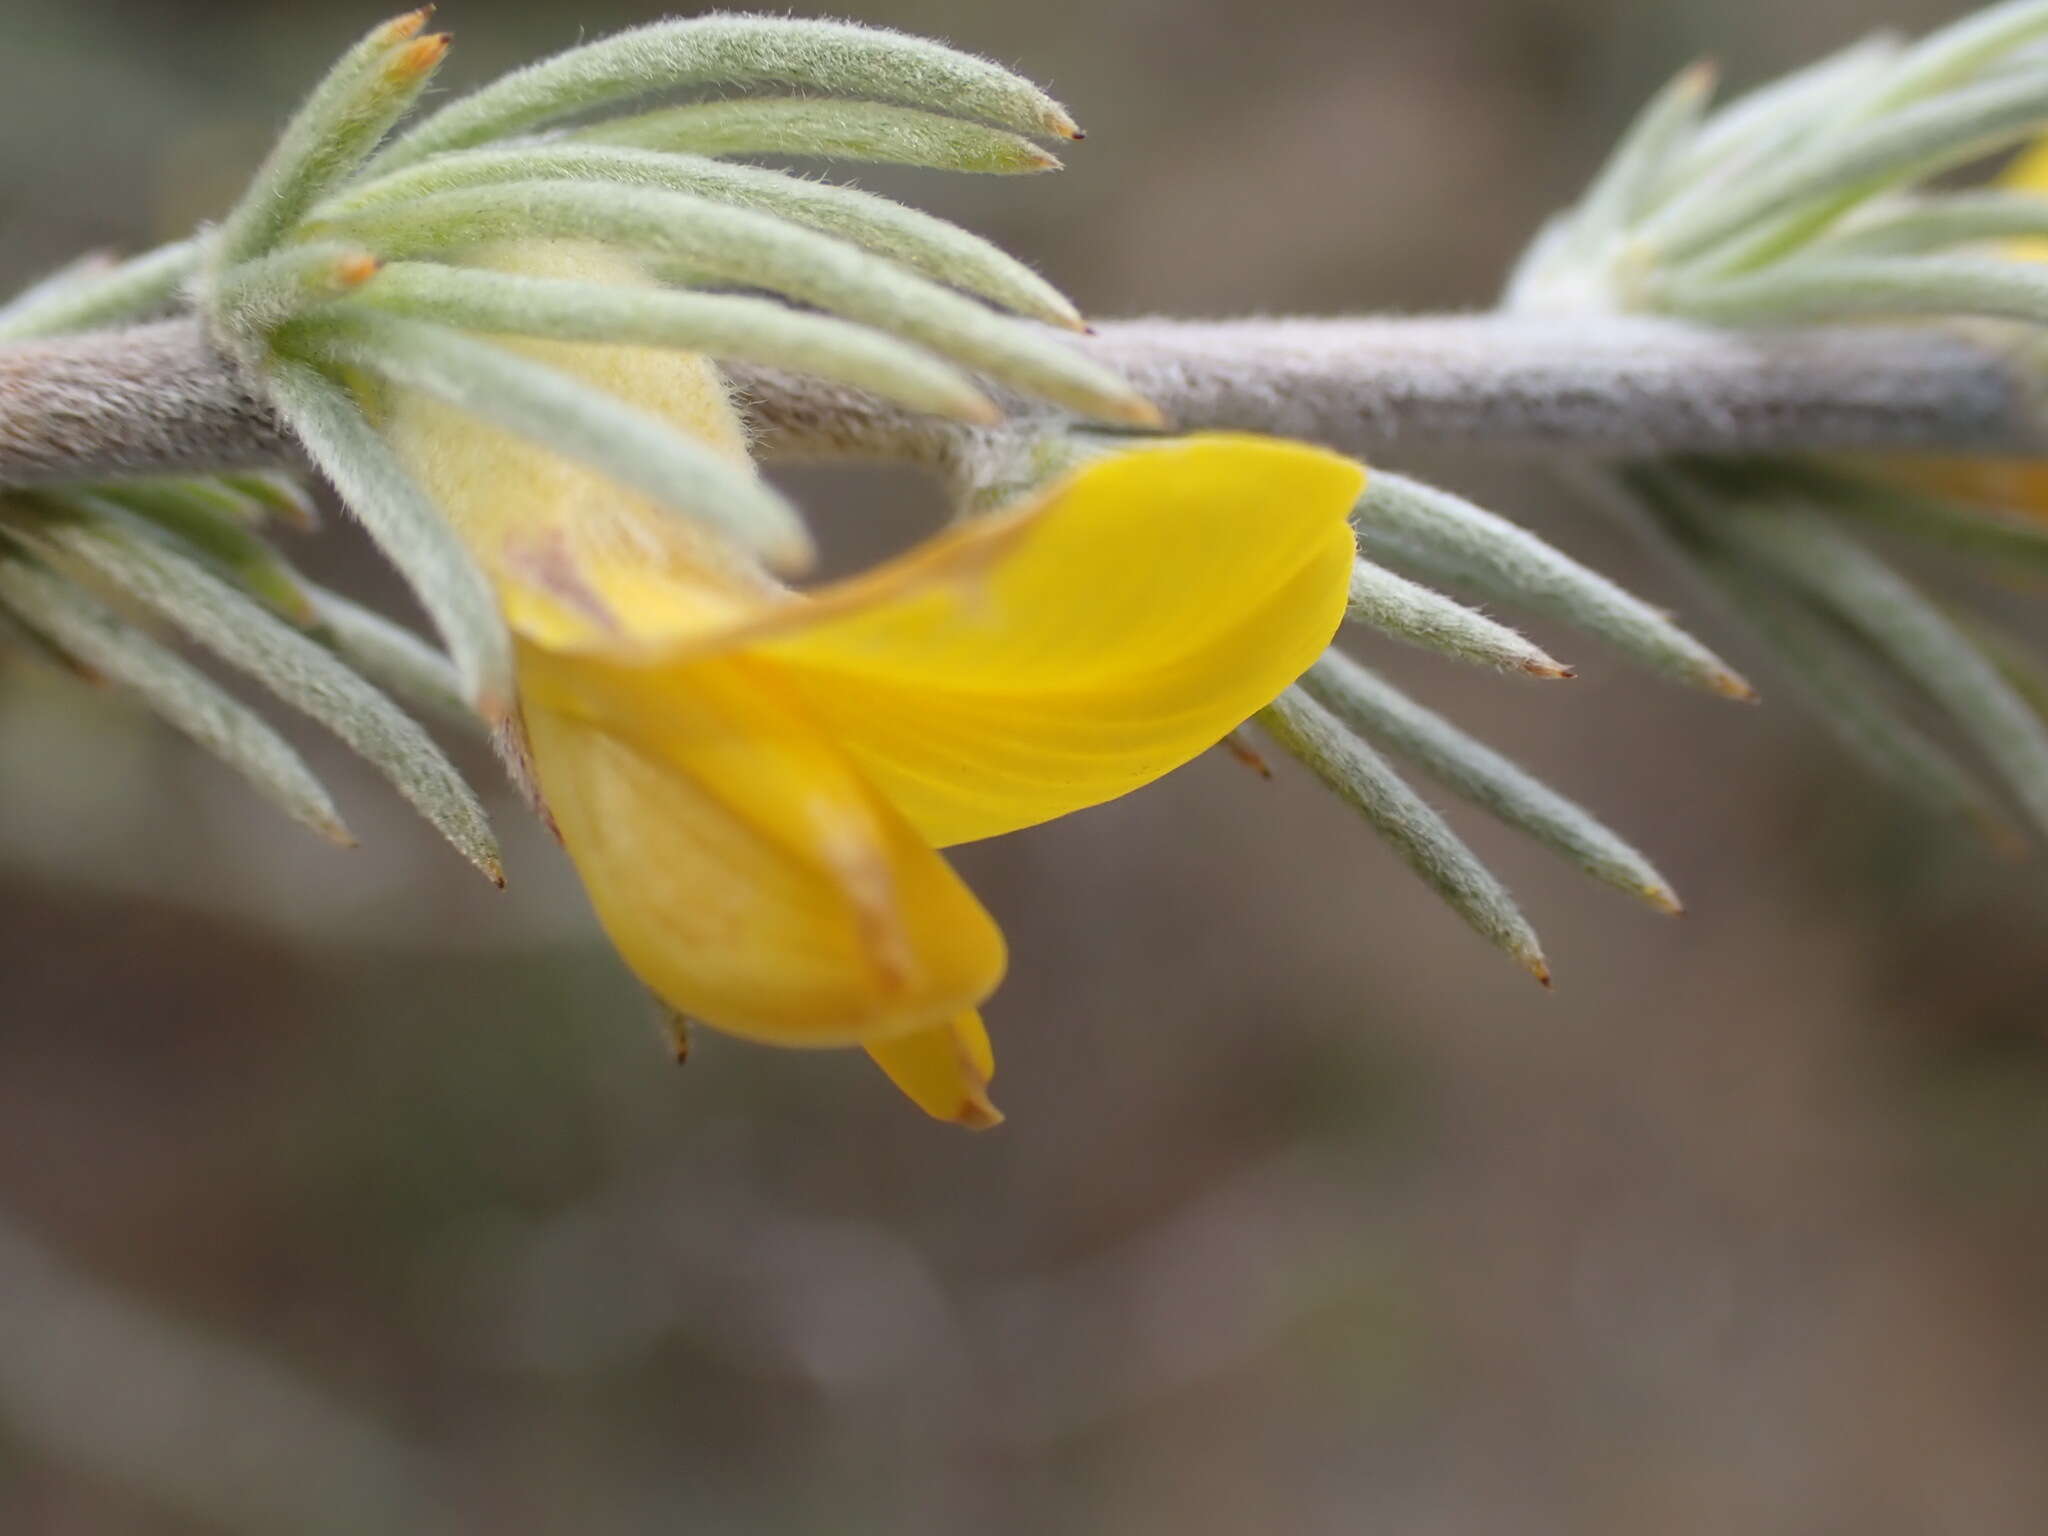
(1260, 686), (1551, 984)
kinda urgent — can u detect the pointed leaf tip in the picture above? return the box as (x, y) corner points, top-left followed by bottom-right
(336, 252), (381, 287)
(1222, 731), (1275, 779)
(1643, 883), (1685, 916)
(315, 818), (360, 850)
(384, 8), (432, 42)
(1713, 669), (1761, 702)
(392, 33), (451, 77)
(1109, 395), (1167, 428)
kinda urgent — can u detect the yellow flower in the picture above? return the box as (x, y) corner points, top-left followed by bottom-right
(388, 243), (1362, 1126)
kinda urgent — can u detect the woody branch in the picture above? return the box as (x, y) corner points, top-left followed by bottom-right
(0, 313), (2036, 487)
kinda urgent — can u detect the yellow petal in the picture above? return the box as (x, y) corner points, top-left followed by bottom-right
(865, 1012), (1002, 1128)
(519, 640), (1006, 1047)
(2008, 136), (2048, 197)
(1999, 139), (2048, 269)
(740, 435), (1363, 846)
(383, 240), (777, 653)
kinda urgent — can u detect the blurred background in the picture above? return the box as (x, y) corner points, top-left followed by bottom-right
(6, 0), (2048, 1530)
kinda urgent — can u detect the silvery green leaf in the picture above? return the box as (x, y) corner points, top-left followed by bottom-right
(0, 556), (350, 844)
(0, 251), (118, 325)
(208, 13), (446, 273)
(357, 260), (996, 422)
(327, 144), (1083, 328)
(1347, 556), (1573, 678)
(0, 240), (198, 341)
(369, 15), (1079, 175)
(1962, 609), (2048, 726)
(1657, 254), (2048, 327)
(574, 97), (1061, 174)
(282, 307), (814, 571)
(306, 585), (474, 731)
(1868, 0), (2048, 111)
(1562, 60), (1716, 258)
(1751, 458), (2048, 574)
(208, 243), (382, 344)
(1646, 68), (2048, 265)
(262, 355), (512, 712)
(1357, 471), (1750, 698)
(309, 182), (1156, 424)
(1302, 649), (1681, 913)
(216, 471), (320, 530)
(26, 516), (500, 880)
(1807, 191), (2048, 257)
(1641, 482), (2013, 841)
(1260, 686), (1550, 984)
(1667, 33), (1901, 195)
(1709, 502), (2048, 840)
(51, 484), (316, 624)
(77, 475), (267, 529)
(1498, 214), (1575, 309)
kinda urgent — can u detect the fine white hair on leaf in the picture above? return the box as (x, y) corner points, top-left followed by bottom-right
(367, 14), (1081, 175)
(0, 553), (352, 845)
(308, 181), (1154, 425)
(1260, 685), (1552, 986)
(324, 143), (1083, 329)
(573, 96), (1062, 175)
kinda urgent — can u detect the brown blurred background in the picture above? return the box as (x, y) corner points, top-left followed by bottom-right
(6, 0), (2048, 1531)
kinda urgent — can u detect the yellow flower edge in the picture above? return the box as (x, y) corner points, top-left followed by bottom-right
(387, 242), (1364, 1125)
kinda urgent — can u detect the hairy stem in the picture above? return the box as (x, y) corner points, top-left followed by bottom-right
(0, 322), (296, 482)
(0, 313), (2037, 486)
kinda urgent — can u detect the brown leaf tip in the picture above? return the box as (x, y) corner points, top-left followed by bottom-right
(1222, 732), (1275, 778)
(1709, 668), (1759, 703)
(1041, 106), (1085, 142)
(666, 1014), (693, 1064)
(392, 32), (452, 76)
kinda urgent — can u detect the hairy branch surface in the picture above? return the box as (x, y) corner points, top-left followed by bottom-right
(0, 314), (2037, 488)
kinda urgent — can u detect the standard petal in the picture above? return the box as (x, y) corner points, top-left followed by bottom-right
(742, 435), (1364, 845)
(865, 1011), (1002, 1128)
(520, 642), (1006, 1046)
